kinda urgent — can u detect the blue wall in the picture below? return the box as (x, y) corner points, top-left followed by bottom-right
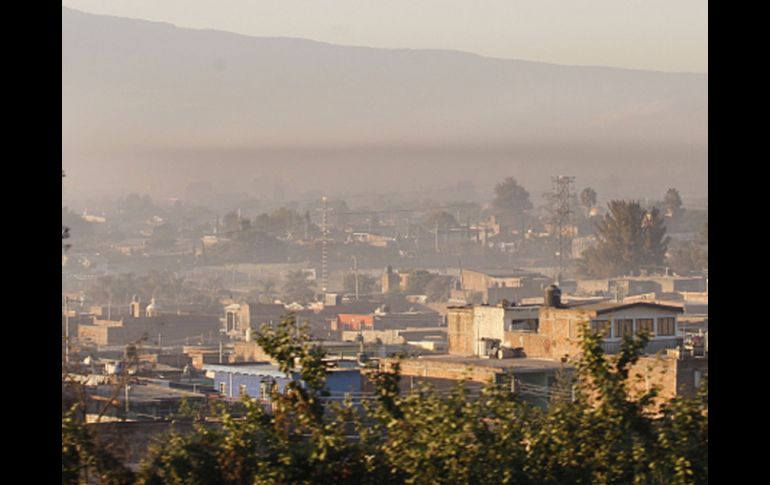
(214, 369), (361, 401)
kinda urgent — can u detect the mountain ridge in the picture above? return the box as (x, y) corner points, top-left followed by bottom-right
(62, 6), (707, 201)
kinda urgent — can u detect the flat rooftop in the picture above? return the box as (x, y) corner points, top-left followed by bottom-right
(465, 269), (540, 278)
(397, 354), (568, 373)
(90, 382), (205, 404)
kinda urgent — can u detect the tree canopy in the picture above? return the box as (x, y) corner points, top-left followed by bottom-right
(282, 270), (316, 304)
(580, 187), (597, 213)
(343, 272), (378, 297)
(63, 315), (708, 484)
(664, 188), (683, 217)
(579, 200), (670, 278)
(492, 177), (533, 216)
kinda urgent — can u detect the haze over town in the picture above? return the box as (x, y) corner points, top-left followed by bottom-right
(62, 3), (707, 483)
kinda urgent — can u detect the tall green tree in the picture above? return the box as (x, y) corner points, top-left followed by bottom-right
(664, 188), (683, 217)
(492, 177), (532, 216)
(580, 200), (670, 277)
(667, 222), (708, 275)
(580, 187), (597, 215)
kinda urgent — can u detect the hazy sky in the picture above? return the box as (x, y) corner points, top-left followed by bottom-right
(61, 0), (707, 73)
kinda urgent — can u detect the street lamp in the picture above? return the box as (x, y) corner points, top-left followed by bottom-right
(63, 295), (84, 366)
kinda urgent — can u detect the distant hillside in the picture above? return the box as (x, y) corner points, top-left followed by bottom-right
(62, 7), (707, 202)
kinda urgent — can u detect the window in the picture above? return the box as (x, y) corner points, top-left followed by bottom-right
(614, 319), (633, 339)
(590, 320), (611, 338)
(260, 381), (269, 400)
(636, 318), (654, 336)
(219, 382), (226, 396)
(239, 384), (248, 397)
(658, 317), (676, 336)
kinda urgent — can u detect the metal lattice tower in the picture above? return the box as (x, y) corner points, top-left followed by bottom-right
(548, 176), (575, 285)
(321, 196), (328, 293)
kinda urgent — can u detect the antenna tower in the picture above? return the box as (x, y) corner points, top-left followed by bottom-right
(549, 175), (575, 285)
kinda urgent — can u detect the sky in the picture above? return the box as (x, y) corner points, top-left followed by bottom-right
(61, 0), (707, 73)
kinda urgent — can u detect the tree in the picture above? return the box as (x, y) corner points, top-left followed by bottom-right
(135, 316), (707, 485)
(147, 222), (177, 250)
(222, 211), (241, 236)
(667, 222), (708, 275)
(424, 275), (452, 302)
(492, 177), (532, 216)
(282, 270), (316, 304)
(664, 188), (683, 217)
(579, 201), (670, 278)
(62, 171), (72, 252)
(343, 273), (377, 297)
(580, 187), (597, 214)
(422, 210), (457, 231)
(404, 270), (436, 295)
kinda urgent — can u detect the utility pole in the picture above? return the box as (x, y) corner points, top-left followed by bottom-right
(321, 196), (328, 294)
(125, 384), (130, 418)
(353, 256), (359, 300)
(64, 296), (70, 365)
(219, 331), (224, 363)
(434, 220), (440, 253)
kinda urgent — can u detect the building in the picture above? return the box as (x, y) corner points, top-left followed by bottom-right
(380, 354), (569, 408)
(432, 285), (704, 402)
(84, 380), (207, 421)
(203, 362), (363, 403)
(446, 301), (539, 357)
(381, 266), (400, 294)
(513, 299), (685, 360)
(77, 313), (221, 347)
(575, 276), (707, 298)
(456, 269), (550, 304)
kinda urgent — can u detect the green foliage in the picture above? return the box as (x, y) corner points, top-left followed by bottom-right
(69, 314), (706, 484)
(147, 222), (178, 250)
(404, 270), (442, 296)
(62, 404), (135, 485)
(424, 275), (453, 302)
(343, 272), (378, 296)
(579, 200), (670, 278)
(282, 270), (316, 304)
(580, 187), (597, 213)
(85, 270), (211, 308)
(492, 177), (533, 215)
(667, 222), (708, 275)
(422, 210), (458, 231)
(664, 188), (684, 217)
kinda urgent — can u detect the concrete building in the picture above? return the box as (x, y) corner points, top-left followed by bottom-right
(456, 269), (550, 304)
(203, 362), (363, 402)
(77, 313), (221, 347)
(575, 276), (707, 298)
(434, 285), (704, 403)
(447, 302), (540, 357)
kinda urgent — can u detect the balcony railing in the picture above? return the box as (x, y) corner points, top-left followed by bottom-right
(600, 337), (682, 355)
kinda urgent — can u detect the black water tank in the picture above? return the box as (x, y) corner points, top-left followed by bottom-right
(544, 284), (562, 307)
